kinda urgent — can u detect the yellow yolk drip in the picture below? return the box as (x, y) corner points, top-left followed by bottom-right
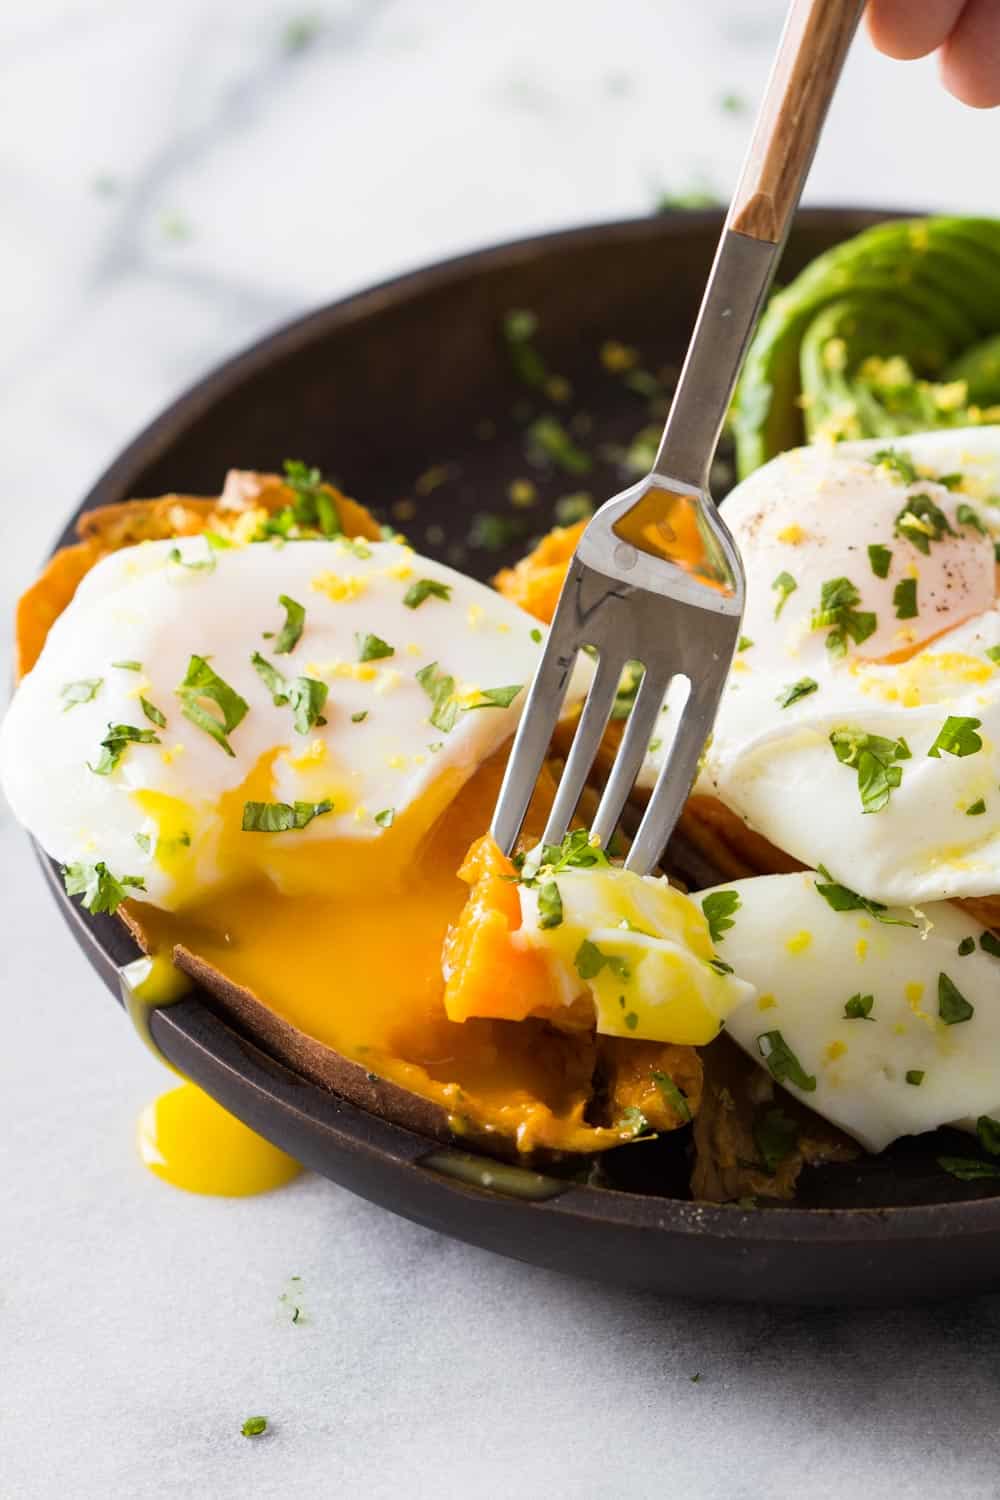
(130, 752), (631, 1156)
(137, 1083), (301, 1196)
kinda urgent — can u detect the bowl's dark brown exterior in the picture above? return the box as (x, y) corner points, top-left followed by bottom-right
(41, 208), (1000, 1304)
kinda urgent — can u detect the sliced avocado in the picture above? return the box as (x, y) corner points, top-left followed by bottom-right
(733, 217), (1000, 477)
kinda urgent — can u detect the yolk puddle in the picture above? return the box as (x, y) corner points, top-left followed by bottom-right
(137, 1082), (302, 1196)
(131, 751), (625, 1155)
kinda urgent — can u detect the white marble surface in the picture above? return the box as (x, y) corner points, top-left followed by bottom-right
(4, 3), (1000, 1496)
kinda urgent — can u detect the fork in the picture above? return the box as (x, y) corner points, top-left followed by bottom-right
(492, 0), (864, 875)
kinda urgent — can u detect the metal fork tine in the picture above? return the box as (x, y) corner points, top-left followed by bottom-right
(490, 637), (580, 855)
(541, 653), (621, 846)
(589, 667), (670, 851)
(624, 678), (726, 876)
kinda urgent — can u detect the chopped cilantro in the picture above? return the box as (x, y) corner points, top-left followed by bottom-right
(61, 678), (102, 711)
(527, 416), (591, 475)
(938, 1156), (1000, 1182)
(287, 676), (328, 734)
(981, 931), (1000, 959)
(242, 799), (333, 832)
(464, 684), (523, 710)
(977, 1116), (1000, 1155)
(771, 570), (797, 619)
(610, 661), (644, 721)
(737, 634), (754, 652)
(62, 860), (145, 914)
(651, 1070), (691, 1123)
(813, 866), (917, 927)
(843, 992), (874, 1020)
(617, 1103), (650, 1136)
(554, 493), (593, 525)
(957, 502), (987, 535)
(273, 595), (306, 654)
(624, 1011), (639, 1030)
(415, 661), (458, 734)
(135, 832), (152, 853)
(905, 1070), (925, 1086)
(403, 578), (452, 609)
(112, 660), (142, 671)
(574, 940), (629, 982)
(702, 890), (740, 943)
(756, 1030), (816, 1092)
(893, 577), (918, 619)
(89, 722), (160, 775)
(777, 677), (818, 709)
(986, 646), (1000, 664)
(927, 715), (982, 759)
(830, 729), (910, 814)
(811, 576), (876, 657)
(168, 543), (215, 573)
(176, 655), (249, 756)
(537, 880), (563, 929)
(251, 651), (289, 703)
(351, 710), (368, 723)
(241, 1416), (268, 1438)
(706, 957), (734, 976)
(374, 808), (395, 828)
(958, 936), (976, 956)
(503, 308), (548, 389)
(140, 697), (166, 728)
(895, 493), (955, 555)
(279, 459), (341, 537)
(753, 1107), (799, 1173)
(867, 544), (892, 579)
(530, 628), (543, 643)
(871, 448), (918, 485)
(967, 799), (987, 816)
(519, 829), (610, 886)
(938, 971), (974, 1025)
(356, 632), (394, 662)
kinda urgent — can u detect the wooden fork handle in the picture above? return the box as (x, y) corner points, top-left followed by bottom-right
(729, 0), (865, 245)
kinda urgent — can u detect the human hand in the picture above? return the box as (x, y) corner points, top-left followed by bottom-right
(868, 0), (1000, 107)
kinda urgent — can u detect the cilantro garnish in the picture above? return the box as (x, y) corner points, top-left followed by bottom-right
(88, 722), (160, 775)
(415, 662), (458, 734)
(813, 866), (917, 927)
(701, 890), (740, 944)
(465, 684), (524, 711)
(617, 1104), (651, 1138)
(112, 660), (141, 671)
(938, 1157), (1000, 1182)
(830, 728), (910, 814)
(135, 832), (152, 853)
(242, 799), (333, 832)
(610, 661), (644, 721)
(519, 828), (610, 887)
(737, 635), (754, 652)
(771, 570), (797, 619)
(938, 971), (974, 1025)
(250, 653), (327, 733)
(986, 646), (1000, 665)
(967, 799), (987, 816)
(811, 577), (876, 657)
(624, 1010), (639, 1030)
(895, 493), (955, 555)
(753, 1107), (799, 1173)
(956, 502), (987, 535)
(959, 936), (976, 956)
(251, 651), (288, 702)
(574, 940), (629, 982)
(356, 633), (394, 662)
(867, 544), (892, 579)
(707, 957), (734, 976)
(927, 715), (982, 759)
(893, 577), (918, 619)
(530, 628), (543, 643)
(241, 1416), (268, 1439)
(756, 1030), (816, 1092)
(176, 655), (249, 757)
(906, 1070), (925, 1086)
(351, 710), (368, 723)
(651, 1070), (691, 1123)
(503, 308), (547, 389)
(273, 595), (305, 654)
(777, 677), (818, 709)
(843, 992), (874, 1020)
(168, 542), (215, 573)
(977, 1116), (1000, 1155)
(537, 880), (563, 929)
(526, 416), (591, 475)
(62, 860), (145, 914)
(981, 932), (1000, 959)
(279, 459), (341, 537)
(374, 808), (395, 828)
(871, 448), (918, 485)
(140, 697), (166, 728)
(403, 579), (452, 609)
(61, 678), (102, 711)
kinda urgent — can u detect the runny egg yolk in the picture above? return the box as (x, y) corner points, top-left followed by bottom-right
(137, 1082), (301, 1196)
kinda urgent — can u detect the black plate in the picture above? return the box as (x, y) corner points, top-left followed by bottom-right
(36, 207), (1000, 1305)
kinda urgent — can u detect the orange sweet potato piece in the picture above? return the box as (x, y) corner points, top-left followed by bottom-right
(493, 520), (586, 623)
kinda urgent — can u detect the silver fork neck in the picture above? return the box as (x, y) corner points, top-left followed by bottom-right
(653, 229), (780, 493)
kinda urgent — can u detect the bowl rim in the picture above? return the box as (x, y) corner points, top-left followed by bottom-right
(41, 202), (1000, 1264)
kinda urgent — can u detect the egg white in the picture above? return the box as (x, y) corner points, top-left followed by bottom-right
(0, 535), (555, 910)
(707, 871), (1000, 1152)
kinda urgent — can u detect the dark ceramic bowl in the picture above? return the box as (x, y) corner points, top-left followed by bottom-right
(37, 207), (1000, 1305)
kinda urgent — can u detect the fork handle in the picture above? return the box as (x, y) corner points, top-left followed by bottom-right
(731, 0), (865, 244)
(653, 0), (864, 491)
